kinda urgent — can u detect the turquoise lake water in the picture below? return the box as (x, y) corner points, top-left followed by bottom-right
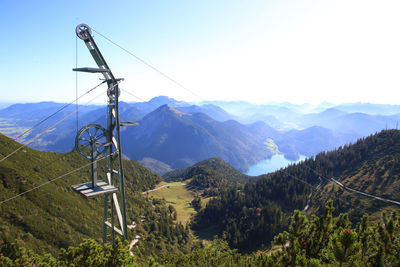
(245, 154), (307, 176)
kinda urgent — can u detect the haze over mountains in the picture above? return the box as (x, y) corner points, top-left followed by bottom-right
(0, 96), (399, 174)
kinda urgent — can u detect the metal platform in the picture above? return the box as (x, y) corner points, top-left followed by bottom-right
(73, 67), (110, 73)
(120, 121), (139, 127)
(72, 180), (118, 199)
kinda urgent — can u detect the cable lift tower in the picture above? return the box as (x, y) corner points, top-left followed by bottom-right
(71, 24), (130, 244)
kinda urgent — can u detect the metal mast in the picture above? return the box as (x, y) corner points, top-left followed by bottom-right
(72, 24), (127, 243)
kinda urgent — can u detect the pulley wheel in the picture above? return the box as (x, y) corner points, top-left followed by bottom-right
(107, 85), (121, 100)
(76, 24), (92, 41)
(75, 124), (107, 160)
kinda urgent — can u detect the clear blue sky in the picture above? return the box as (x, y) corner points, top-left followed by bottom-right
(1, 0), (400, 105)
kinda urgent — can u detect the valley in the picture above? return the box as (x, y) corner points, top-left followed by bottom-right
(3, 3), (400, 265)
(1, 129), (400, 265)
(145, 181), (197, 225)
(1, 98), (400, 265)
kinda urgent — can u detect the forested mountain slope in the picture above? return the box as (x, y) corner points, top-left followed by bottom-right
(1, 131), (400, 265)
(0, 133), (192, 256)
(308, 129), (400, 219)
(196, 130), (400, 251)
(2, 200), (400, 266)
(163, 157), (256, 195)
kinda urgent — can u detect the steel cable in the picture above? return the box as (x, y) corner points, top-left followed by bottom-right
(0, 82), (120, 163)
(91, 28), (205, 102)
(0, 152), (115, 205)
(12, 80), (106, 141)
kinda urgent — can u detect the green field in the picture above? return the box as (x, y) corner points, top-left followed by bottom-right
(147, 181), (197, 225)
(146, 182), (219, 242)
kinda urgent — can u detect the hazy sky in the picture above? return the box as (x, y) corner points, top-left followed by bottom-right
(1, 0), (400, 105)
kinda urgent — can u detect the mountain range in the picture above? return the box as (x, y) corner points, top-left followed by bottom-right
(121, 104), (276, 172)
(1, 96), (398, 174)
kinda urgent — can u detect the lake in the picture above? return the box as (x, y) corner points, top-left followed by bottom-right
(245, 154), (307, 176)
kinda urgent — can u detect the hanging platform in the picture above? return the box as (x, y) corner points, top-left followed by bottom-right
(71, 180), (118, 199)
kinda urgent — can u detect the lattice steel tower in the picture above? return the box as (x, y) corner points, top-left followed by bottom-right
(72, 24), (128, 244)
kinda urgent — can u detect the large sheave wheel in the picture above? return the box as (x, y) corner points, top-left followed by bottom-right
(75, 124), (107, 160)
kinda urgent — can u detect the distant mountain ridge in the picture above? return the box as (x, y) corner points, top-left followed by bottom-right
(1, 97), (397, 175)
(203, 100), (400, 133)
(335, 102), (400, 115)
(0, 97), (235, 151)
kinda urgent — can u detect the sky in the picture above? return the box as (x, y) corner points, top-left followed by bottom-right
(1, 0), (400, 105)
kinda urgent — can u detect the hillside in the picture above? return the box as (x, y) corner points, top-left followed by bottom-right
(164, 158), (255, 196)
(2, 130), (400, 265)
(308, 129), (400, 219)
(0, 133), (194, 256)
(2, 199), (400, 266)
(195, 130), (400, 251)
(164, 157), (250, 183)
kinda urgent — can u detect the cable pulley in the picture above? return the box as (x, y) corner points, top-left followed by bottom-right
(75, 124), (107, 160)
(76, 24), (92, 41)
(107, 85), (121, 100)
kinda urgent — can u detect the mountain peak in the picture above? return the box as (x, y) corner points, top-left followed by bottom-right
(157, 104), (186, 116)
(148, 96), (188, 107)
